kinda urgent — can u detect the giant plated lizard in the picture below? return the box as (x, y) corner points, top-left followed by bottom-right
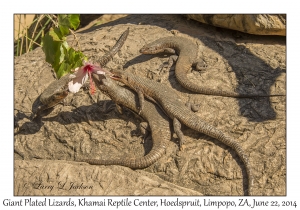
(77, 74), (171, 169)
(140, 36), (285, 98)
(31, 27), (129, 119)
(110, 69), (254, 195)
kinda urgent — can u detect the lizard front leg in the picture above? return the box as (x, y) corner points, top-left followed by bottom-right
(157, 48), (177, 73)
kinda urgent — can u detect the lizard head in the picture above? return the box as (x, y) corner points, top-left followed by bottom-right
(139, 37), (173, 54)
(91, 73), (118, 97)
(139, 43), (166, 54)
(91, 73), (106, 87)
(110, 70), (129, 85)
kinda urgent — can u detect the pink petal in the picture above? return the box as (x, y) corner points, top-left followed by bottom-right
(68, 67), (88, 93)
(90, 65), (108, 75)
(67, 62), (109, 94)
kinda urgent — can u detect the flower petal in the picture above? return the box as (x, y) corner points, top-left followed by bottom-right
(93, 66), (112, 76)
(68, 80), (83, 93)
(67, 61), (109, 93)
(91, 65), (107, 75)
(68, 67), (88, 93)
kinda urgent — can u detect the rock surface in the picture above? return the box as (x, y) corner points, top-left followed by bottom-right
(15, 160), (201, 195)
(14, 14), (286, 196)
(186, 14), (286, 36)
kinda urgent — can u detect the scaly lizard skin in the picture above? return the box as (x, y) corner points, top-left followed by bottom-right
(77, 74), (171, 169)
(111, 69), (253, 195)
(32, 28), (129, 119)
(140, 36), (284, 97)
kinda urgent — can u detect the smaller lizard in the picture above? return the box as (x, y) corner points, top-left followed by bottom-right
(77, 73), (171, 169)
(31, 27), (129, 119)
(140, 36), (285, 98)
(110, 69), (253, 195)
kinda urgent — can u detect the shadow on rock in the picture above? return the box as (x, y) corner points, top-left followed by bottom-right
(199, 36), (284, 122)
(18, 99), (147, 134)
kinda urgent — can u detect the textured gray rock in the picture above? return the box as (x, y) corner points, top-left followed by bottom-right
(186, 14), (286, 36)
(14, 14), (286, 196)
(14, 160), (202, 195)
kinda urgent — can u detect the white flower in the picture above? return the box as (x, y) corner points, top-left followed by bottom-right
(68, 61), (107, 94)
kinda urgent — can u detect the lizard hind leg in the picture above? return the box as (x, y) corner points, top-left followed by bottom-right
(174, 97), (201, 150)
(115, 104), (123, 115)
(173, 118), (186, 151)
(194, 59), (208, 72)
(185, 96), (201, 112)
(173, 98), (201, 150)
(136, 88), (145, 114)
(138, 121), (151, 144)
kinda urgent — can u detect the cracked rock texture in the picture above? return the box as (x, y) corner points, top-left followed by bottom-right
(14, 14), (286, 196)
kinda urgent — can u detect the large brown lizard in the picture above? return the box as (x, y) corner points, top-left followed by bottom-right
(110, 69), (253, 195)
(140, 36), (285, 97)
(31, 27), (129, 119)
(76, 74), (171, 169)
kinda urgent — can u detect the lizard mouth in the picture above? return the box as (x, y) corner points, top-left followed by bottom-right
(110, 74), (121, 80)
